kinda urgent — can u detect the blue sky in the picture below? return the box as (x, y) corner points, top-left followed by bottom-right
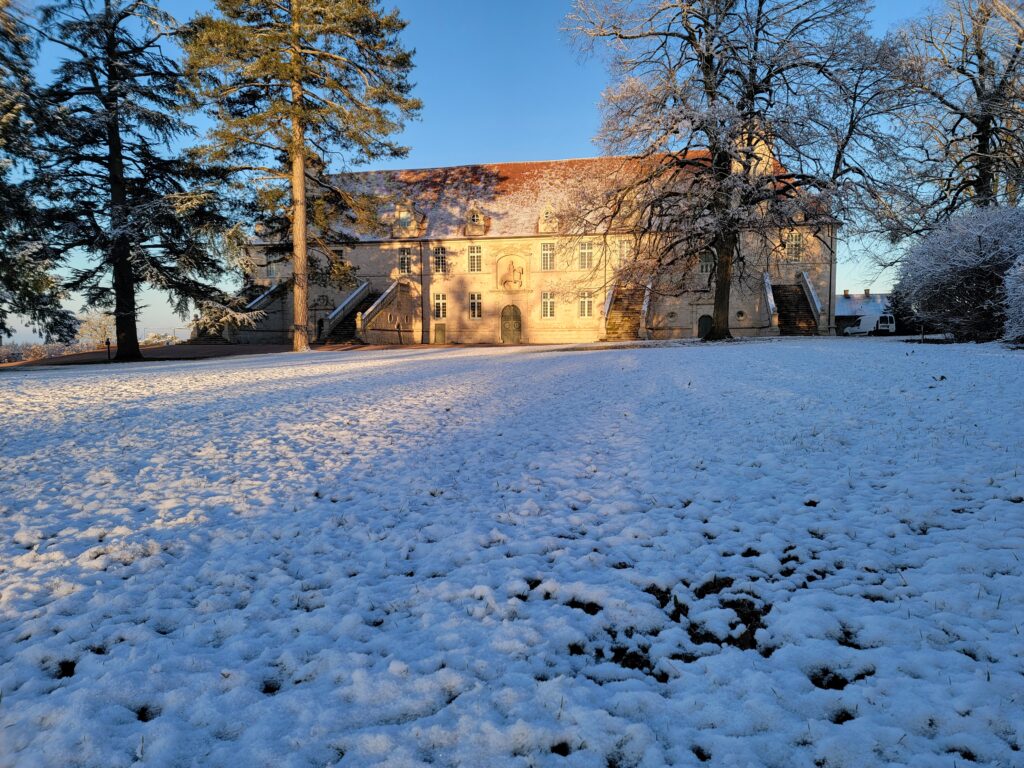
(11, 0), (933, 342)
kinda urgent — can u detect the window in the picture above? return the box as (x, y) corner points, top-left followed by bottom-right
(579, 242), (593, 270)
(469, 211), (481, 225)
(468, 245), (482, 273)
(542, 291), (556, 319)
(541, 242), (555, 271)
(395, 205), (413, 229)
(469, 292), (482, 319)
(617, 240), (632, 268)
(433, 246), (447, 273)
(433, 293), (447, 319)
(397, 247), (412, 275)
(579, 291), (594, 318)
(785, 232), (803, 260)
(699, 252), (715, 274)
(266, 261), (277, 280)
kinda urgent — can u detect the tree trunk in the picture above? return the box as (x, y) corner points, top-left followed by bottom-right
(705, 146), (736, 342)
(290, 121), (309, 352)
(705, 233), (736, 341)
(111, 242), (141, 360)
(974, 117), (997, 207)
(104, 6), (141, 362)
(289, 8), (309, 352)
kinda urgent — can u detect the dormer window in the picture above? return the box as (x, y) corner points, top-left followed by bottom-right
(464, 207), (487, 236)
(539, 204), (558, 233)
(390, 202), (420, 236)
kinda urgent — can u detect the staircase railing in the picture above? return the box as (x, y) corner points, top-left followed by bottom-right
(798, 271), (823, 328)
(323, 280), (371, 337)
(356, 279), (400, 340)
(639, 280), (654, 340)
(244, 281), (282, 311)
(602, 281), (617, 338)
(762, 272), (779, 331)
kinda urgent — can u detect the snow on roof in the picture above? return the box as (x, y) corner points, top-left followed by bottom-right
(836, 292), (890, 317)
(330, 152), (830, 242)
(333, 155), (651, 241)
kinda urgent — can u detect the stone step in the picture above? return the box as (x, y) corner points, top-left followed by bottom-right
(325, 293), (381, 343)
(774, 284), (818, 337)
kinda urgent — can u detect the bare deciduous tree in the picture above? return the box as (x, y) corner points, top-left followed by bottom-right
(567, 0), (889, 339)
(889, 0), (1024, 230)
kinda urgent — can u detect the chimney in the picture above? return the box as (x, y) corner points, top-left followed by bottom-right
(843, 289), (850, 298)
(864, 289), (870, 297)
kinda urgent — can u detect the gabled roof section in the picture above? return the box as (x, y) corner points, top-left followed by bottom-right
(836, 292), (891, 316)
(334, 155), (656, 241)
(332, 151), (829, 242)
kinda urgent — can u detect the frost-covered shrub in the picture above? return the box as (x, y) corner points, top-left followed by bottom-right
(0, 342), (90, 363)
(896, 207), (1024, 342)
(1005, 254), (1024, 342)
(140, 332), (178, 347)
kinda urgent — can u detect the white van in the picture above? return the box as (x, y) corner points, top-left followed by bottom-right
(844, 314), (896, 336)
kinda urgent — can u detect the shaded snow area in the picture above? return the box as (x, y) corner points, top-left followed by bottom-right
(1, 340), (1023, 768)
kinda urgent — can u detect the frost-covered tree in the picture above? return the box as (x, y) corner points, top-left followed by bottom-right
(895, 207), (1024, 341)
(75, 310), (115, 347)
(1004, 252), (1024, 341)
(886, 0), (1024, 235)
(183, 0), (420, 352)
(0, 0), (76, 341)
(33, 0), (242, 361)
(568, 0), (895, 340)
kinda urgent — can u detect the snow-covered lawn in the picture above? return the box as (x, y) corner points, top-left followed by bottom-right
(1, 339), (1022, 768)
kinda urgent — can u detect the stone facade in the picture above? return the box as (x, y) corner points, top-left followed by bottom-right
(240, 156), (838, 344)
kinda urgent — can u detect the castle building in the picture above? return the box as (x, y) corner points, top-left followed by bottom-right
(234, 156), (837, 345)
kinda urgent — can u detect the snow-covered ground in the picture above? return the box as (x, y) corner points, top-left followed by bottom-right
(1, 339), (1022, 768)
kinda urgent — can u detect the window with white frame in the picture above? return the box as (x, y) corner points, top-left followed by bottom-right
(469, 210), (481, 225)
(579, 241), (593, 270)
(541, 242), (555, 271)
(395, 206), (412, 229)
(266, 261), (277, 280)
(542, 291), (555, 318)
(617, 240), (632, 268)
(699, 251), (715, 274)
(469, 292), (482, 319)
(785, 231), (803, 260)
(433, 246), (447, 273)
(397, 247), (412, 275)
(468, 245), (482, 273)
(579, 291), (594, 318)
(433, 293), (447, 319)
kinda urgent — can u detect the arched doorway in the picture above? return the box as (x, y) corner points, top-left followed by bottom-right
(698, 314), (713, 339)
(501, 305), (522, 344)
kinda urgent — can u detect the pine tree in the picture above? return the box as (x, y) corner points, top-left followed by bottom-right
(183, 0), (420, 352)
(34, 0), (240, 361)
(0, 0), (76, 341)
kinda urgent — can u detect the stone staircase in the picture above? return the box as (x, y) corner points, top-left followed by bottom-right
(323, 292), (381, 343)
(773, 285), (818, 336)
(603, 285), (646, 341)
